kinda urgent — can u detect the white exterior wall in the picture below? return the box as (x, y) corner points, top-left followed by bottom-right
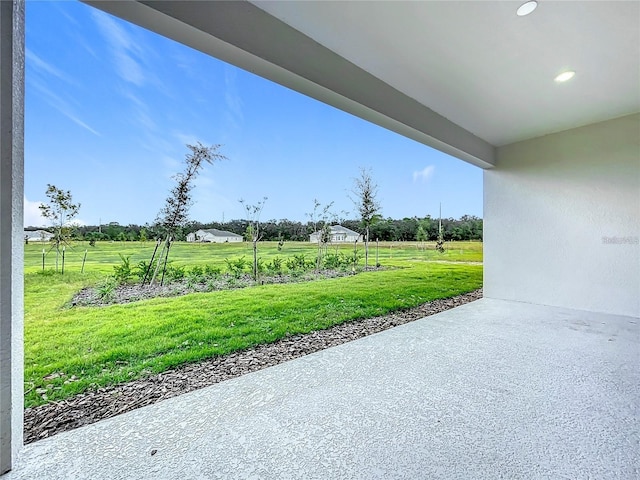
(484, 114), (640, 317)
(193, 230), (242, 243)
(219, 236), (242, 243)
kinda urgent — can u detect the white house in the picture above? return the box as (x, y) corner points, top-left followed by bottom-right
(23, 230), (53, 242)
(309, 224), (362, 243)
(186, 229), (243, 243)
(0, 1), (637, 476)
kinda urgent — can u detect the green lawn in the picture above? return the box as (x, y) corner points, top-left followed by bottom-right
(24, 241), (483, 408)
(25, 240), (482, 274)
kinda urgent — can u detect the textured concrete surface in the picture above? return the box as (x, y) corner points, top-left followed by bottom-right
(4, 298), (639, 479)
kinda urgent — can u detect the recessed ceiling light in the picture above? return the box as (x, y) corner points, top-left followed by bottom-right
(517, 1), (538, 16)
(554, 71), (576, 83)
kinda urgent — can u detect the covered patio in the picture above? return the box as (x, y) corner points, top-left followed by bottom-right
(1, 0), (638, 477)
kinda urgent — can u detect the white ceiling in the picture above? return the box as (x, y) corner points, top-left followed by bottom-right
(254, 1), (640, 147)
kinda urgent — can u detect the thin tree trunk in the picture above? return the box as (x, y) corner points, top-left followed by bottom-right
(364, 226), (369, 270)
(252, 238), (258, 281)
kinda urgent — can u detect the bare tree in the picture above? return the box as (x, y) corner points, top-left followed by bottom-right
(240, 197), (267, 281)
(350, 167), (381, 269)
(145, 142), (226, 285)
(306, 199), (335, 271)
(39, 184), (80, 272)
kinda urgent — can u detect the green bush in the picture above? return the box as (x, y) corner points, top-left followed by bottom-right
(266, 257), (284, 276)
(225, 257), (248, 279)
(164, 264), (185, 282)
(256, 257), (265, 275)
(285, 254), (313, 273)
(185, 265), (205, 286)
(97, 277), (118, 302)
(203, 264), (221, 278)
(135, 259), (156, 282)
(113, 254), (133, 283)
(323, 252), (352, 271)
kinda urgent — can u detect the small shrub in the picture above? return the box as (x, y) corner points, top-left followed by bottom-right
(323, 253), (342, 270)
(350, 250), (361, 271)
(203, 264), (221, 279)
(190, 265), (204, 277)
(266, 257), (284, 276)
(164, 264), (185, 282)
(225, 257), (248, 279)
(113, 254), (133, 284)
(286, 254), (312, 273)
(204, 278), (219, 292)
(185, 265), (205, 285)
(97, 277), (118, 302)
(256, 257), (265, 275)
(135, 259), (157, 282)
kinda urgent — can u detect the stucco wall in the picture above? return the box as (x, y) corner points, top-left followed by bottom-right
(484, 114), (640, 317)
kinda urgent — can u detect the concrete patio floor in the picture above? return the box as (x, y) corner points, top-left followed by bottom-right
(5, 298), (639, 479)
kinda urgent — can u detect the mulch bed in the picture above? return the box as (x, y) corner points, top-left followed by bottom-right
(70, 269), (372, 307)
(25, 289), (482, 444)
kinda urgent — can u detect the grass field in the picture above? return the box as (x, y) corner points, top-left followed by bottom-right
(24, 240), (482, 408)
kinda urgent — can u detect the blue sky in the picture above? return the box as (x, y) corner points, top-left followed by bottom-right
(24, 1), (483, 227)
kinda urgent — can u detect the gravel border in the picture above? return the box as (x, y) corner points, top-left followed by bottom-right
(25, 289), (482, 444)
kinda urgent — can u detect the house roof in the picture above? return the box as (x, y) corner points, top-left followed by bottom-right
(24, 229), (52, 237)
(88, 1), (639, 169)
(311, 225), (361, 237)
(198, 229), (242, 238)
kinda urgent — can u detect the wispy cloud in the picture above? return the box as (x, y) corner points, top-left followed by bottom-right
(26, 48), (74, 84)
(174, 132), (202, 147)
(162, 155), (182, 179)
(51, 1), (80, 27)
(224, 66), (243, 128)
(413, 165), (435, 183)
(64, 113), (101, 137)
(28, 78), (101, 136)
(91, 10), (146, 86)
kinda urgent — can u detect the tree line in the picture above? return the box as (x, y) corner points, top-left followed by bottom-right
(28, 215), (482, 243)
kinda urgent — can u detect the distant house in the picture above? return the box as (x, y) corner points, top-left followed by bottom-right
(24, 229), (53, 242)
(186, 229), (243, 243)
(309, 225), (362, 243)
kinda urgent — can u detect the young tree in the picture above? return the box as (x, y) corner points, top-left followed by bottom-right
(436, 204), (445, 253)
(350, 168), (381, 269)
(240, 197), (267, 281)
(146, 142), (226, 285)
(39, 184), (80, 272)
(416, 224), (427, 249)
(306, 199), (334, 271)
